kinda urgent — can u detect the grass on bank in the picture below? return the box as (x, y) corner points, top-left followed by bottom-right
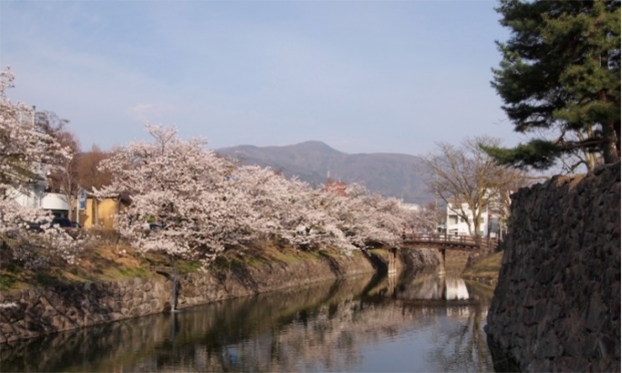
(0, 234), (343, 291)
(1, 229), (504, 291)
(1, 243), (153, 290)
(461, 250), (504, 284)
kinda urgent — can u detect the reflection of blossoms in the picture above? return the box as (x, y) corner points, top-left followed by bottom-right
(152, 296), (430, 373)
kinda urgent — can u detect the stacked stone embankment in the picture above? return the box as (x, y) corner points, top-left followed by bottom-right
(486, 163), (620, 372)
(0, 248), (440, 343)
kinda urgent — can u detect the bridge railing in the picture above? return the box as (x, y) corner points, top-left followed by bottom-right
(403, 234), (499, 251)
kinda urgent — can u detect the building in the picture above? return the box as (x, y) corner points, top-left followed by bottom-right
(324, 178), (347, 196)
(8, 107), (70, 217)
(398, 201), (421, 212)
(445, 201), (489, 237)
(80, 196), (129, 229)
(12, 186), (69, 217)
(9, 165), (70, 217)
(445, 197), (506, 239)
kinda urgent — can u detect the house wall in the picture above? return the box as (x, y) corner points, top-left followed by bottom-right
(82, 198), (120, 229)
(445, 202), (488, 236)
(11, 186), (69, 217)
(11, 184), (45, 209)
(40, 193), (69, 211)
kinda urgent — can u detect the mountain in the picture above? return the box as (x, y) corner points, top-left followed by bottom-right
(217, 141), (432, 204)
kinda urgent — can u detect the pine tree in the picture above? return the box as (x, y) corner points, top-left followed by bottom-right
(486, 0), (620, 170)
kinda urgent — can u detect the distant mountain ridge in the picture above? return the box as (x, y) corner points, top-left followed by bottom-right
(217, 141), (432, 204)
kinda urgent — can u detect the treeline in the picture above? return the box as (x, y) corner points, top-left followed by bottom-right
(1, 69), (437, 269)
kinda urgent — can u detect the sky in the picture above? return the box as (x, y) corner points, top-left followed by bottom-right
(0, 0), (529, 156)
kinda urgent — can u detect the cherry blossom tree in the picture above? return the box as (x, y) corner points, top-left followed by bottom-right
(231, 169), (344, 251)
(403, 202), (442, 236)
(274, 181), (407, 253)
(335, 185), (405, 248)
(0, 68), (82, 268)
(290, 187), (354, 252)
(96, 124), (242, 264)
(225, 165), (297, 240)
(42, 119), (82, 221)
(227, 168), (416, 254)
(99, 123), (428, 263)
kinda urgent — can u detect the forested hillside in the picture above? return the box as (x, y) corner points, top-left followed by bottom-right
(218, 141), (432, 204)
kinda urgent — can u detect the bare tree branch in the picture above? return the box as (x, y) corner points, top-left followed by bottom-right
(423, 136), (531, 242)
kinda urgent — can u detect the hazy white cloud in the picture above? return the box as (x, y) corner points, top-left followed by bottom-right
(126, 103), (178, 122)
(126, 103), (155, 122)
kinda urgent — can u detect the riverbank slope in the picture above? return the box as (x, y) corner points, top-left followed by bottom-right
(0, 247), (441, 343)
(462, 251), (503, 285)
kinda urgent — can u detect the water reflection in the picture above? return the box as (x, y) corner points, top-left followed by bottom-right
(363, 271), (494, 372)
(372, 271), (474, 301)
(1, 271), (497, 372)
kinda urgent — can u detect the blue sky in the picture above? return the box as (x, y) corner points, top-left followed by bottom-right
(0, 0), (528, 156)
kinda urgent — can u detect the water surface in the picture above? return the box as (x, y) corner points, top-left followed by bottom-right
(1, 270), (497, 372)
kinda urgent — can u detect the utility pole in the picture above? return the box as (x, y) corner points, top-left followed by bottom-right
(75, 191), (80, 225)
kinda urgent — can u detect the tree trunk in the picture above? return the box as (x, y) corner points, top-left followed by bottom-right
(66, 195), (74, 220)
(472, 218), (482, 247)
(601, 121), (620, 164)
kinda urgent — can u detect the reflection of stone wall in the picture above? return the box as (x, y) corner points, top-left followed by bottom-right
(0, 249), (440, 343)
(0, 275), (375, 372)
(486, 164), (620, 372)
(396, 248), (442, 273)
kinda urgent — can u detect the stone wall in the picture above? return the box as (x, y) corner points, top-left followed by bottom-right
(486, 163), (620, 372)
(0, 248), (440, 343)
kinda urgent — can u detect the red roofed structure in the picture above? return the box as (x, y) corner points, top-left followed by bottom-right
(324, 178), (347, 196)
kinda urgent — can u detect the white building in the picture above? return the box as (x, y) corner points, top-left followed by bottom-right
(11, 183), (69, 217)
(446, 201), (488, 237)
(8, 107), (70, 216)
(445, 200), (504, 238)
(398, 201), (421, 212)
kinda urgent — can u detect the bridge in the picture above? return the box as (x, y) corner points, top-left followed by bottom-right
(380, 234), (499, 275)
(401, 234), (498, 252)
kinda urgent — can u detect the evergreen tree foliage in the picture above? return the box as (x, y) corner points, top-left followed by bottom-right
(486, 0), (620, 169)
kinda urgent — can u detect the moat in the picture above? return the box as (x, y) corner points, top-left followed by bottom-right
(0, 269), (507, 372)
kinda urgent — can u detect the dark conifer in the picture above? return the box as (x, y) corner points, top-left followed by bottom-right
(485, 0), (620, 169)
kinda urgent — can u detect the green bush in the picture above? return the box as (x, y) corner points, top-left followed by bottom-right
(0, 274), (16, 290)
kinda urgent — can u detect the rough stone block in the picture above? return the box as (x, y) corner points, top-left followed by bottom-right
(586, 293), (605, 332)
(487, 163), (621, 373)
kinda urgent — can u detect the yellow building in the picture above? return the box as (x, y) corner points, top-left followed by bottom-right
(79, 197), (128, 229)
